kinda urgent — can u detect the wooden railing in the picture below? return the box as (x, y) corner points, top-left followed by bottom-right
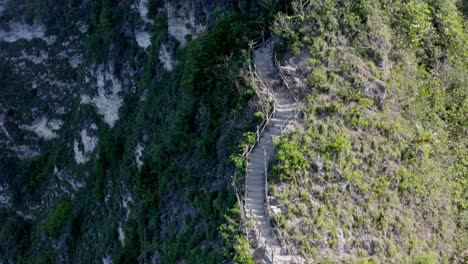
(262, 109), (303, 264)
(243, 36), (277, 201)
(274, 53), (303, 114)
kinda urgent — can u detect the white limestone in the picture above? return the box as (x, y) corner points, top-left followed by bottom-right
(81, 66), (123, 127)
(20, 118), (62, 140)
(0, 22), (56, 44)
(77, 22), (88, 33)
(54, 167), (84, 191)
(133, 0), (152, 48)
(158, 43), (173, 71)
(73, 140), (87, 164)
(135, 143), (144, 168)
(135, 30), (151, 48)
(16, 50), (49, 64)
(102, 256), (112, 264)
(80, 128), (98, 153)
(118, 224), (125, 246)
(68, 55), (83, 68)
(122, 193), (133, 219)
(73, 126), (98, 164)
(0, 113), (11, 140)
(10, 145), (39, 159)
(117, 192), (133, 245)
(0, 185), (11, 207)
(166, 1), (206, 46)
(136, 0), (151, 24)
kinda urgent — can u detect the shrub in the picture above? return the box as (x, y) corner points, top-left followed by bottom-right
(398, 1), (434, 48)
(254, 111), (265, 121)
(233, 235), (255, 264)
(229, 154), (246, 171)
(412, 252), (438, 264)
(273, 138), (308, 181)
(307, 67), (327, 91)
(325, 133), (351, 153)
(43, 199), (72, 236)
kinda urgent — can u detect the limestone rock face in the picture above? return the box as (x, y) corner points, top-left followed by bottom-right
(0, 0), (226, 261)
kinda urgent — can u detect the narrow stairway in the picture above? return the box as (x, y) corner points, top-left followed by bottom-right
(244, 39), (304, 264)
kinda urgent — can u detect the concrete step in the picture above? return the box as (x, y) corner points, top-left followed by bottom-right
(275, 111), (298, 119)
(246, 177), (265, 185)
(261, 227), (276, 238)
(272, 255), (294, 263)
(246, 176), (267, 184)
(265, 131), (281, 139)
(246, 191), (265, 199)
(247, 167), (264, 173)
(246, 167), (264, 173)
(247, 157), (265, 169)
(246, 173), (265, 180)
(245, 208), (263, 215)
(270, 117), (290, 122)
(246, 183), (265, 191)
(276, 100), (294, 107)
(275, 108), (297, 115)
(245, 201), (265, 211)
(248, 152), (267, 160)
(247, 174), (265, 180)
(267, 246), (285, 256)
(270, 122), (293, 130)
(258, 132), (273, 142)
(275, 94), (293, 99)
(247, 190), (265, 197)
(275, 104), (298, 110)
(245, 202), (263, 210)
(246, 183), (265, 190)
(261, 132), (280, 141)
(246, 182), (264, 189)
(247, 161), (266, 169)
(248, 150), (266, 158)
(266, 126), (282, 133)
(258, 141), (275, 148)
(275, 94), (293, 100)
(249, 149), (266, 156)
(251, 145), (267, 152)
(246, 212), (267, 220)
(246, 185), (265, 193)
(270, 119), (292, 126)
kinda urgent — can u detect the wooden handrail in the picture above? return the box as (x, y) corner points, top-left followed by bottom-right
(274, 53), (304, 115)
(244, 40), (277, 205)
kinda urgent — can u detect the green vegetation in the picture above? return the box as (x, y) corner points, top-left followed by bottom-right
(1, 0), (465, 263)
(0, 0), (286, 262)
(0, 209), (31, 261)
(100, 11), (266, 263)
(42, 199), (72, 236)
(270, 0), (467, 262)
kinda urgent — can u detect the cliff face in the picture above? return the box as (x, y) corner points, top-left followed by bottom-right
(0, 0), (268, 262)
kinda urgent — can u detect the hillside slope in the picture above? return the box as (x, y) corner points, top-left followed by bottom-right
(267, 0), (467, 263)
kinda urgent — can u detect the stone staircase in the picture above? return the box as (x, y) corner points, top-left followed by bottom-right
(244, 39), (304, 264)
